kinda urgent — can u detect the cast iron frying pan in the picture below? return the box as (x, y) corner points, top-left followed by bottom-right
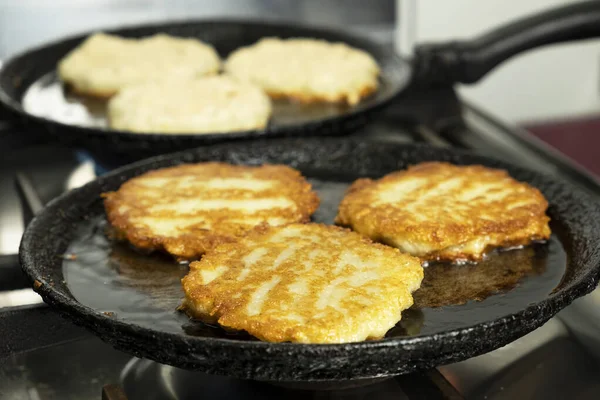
(19, 138), (600, 381)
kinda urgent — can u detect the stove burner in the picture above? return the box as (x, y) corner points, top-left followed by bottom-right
(118, 358), (461, 400)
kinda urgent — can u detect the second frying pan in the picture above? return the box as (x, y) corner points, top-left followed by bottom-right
(1, 1), (600, 168)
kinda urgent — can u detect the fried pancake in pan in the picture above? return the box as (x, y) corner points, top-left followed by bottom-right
(58, 33), (220, 98)
(107, 76), (272, 134)
(181, 223), (423, 344)
(103, 163), (319, 261)
(225, 37), (380, 105)
(335, 162), (551, 262)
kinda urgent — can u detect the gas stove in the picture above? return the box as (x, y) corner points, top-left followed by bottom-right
(1, 86), (600, 399)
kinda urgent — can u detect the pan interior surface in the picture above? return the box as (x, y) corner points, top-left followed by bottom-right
(19, 139), (600, 380)
(7, 20), (409, 133)
(62, 175), (566, 339)
(21, 72), (398, 130)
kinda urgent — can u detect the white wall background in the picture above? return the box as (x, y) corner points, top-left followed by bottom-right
(396, 0), (600, 123)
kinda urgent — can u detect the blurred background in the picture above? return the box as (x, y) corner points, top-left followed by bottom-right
(0, 0), (394, 56)
(400, 0), (600, 123)
(2, 0), (598, 175)
(1, 0), (598, 124)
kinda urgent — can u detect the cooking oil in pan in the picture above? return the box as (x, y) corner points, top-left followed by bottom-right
(62, 178), (567, 340)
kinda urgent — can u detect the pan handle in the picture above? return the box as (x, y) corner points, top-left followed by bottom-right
(412, 0), (600, 85)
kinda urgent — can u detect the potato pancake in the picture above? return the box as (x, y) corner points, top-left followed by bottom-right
(107, 76), (272, 134)
(181, 223), (423, 343)
(335, 162), (551, 262)
(58, 33), (220, 97)
(103, 163), (319, 261)
(225, 37), (379, 105)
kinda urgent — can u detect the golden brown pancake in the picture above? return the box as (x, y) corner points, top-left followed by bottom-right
(181, 223), (423, 343)
(335, 162), (551, 262)
(58, 33), (220, 98)
(107, 76), (272, 134)
(225, 37), (380, 105)
(103, 163), (319, 261)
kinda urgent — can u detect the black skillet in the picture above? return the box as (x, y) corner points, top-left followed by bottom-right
(2, 1), (600, 169)
(19, 138), (600, 382)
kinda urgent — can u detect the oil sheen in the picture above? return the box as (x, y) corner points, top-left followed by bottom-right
(63, 177), (567, 340)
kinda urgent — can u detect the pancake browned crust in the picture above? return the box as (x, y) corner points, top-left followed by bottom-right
(225, 37), (380, 105)
(103, 163), (319, 261)
(335, 162), (551, 262)
(181, 223), (423, 343)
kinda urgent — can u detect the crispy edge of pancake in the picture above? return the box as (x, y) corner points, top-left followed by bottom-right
(180, 223), (423, 343)
(66, 83), (116, 99)
(265, 83), (378, 106)
(335, 162), (551, 262)
(102, 163), (320, 261)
